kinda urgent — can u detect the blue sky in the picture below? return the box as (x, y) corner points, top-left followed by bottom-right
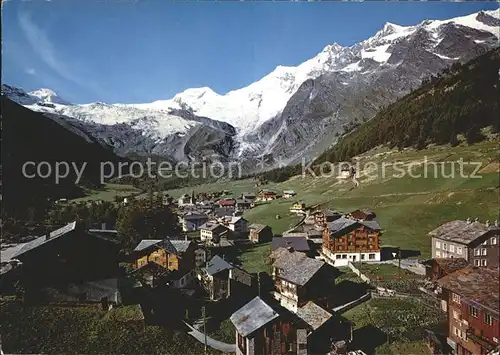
(2, 0), (498, 104)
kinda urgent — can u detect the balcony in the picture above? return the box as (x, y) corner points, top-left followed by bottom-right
(466, 329), (497, 352)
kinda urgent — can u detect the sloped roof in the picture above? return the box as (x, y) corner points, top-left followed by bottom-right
(359, 220), (381, 231)
(438, 266), (499, 314)
(12, 221), (77, 258)
(180, 211), (209, 220)
(206, 255), (234, 276)
(429, 220), (499, 245)
(248, 223), (269, 233)
(425, 258), (469, 275)
(199, 222), (228, 233)
(134, 238), (191, 255)
(230, 296), (279, 337)
(134, 239), (162, 252)
(271, 237), (310, 252)
(1, 243), (27, 262)
(273, 248), (325, 286)
(326, 216), (381, 236)
(326, 217), (358, 233)
(170, 240), (193, 253)
(296, 302), (332, 330)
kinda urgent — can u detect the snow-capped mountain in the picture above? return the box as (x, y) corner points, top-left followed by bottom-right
(4, 9), (499, 165)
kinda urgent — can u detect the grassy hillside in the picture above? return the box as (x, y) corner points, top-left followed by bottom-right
(316, 47), (500, 163)
(164, 138), (499, 259)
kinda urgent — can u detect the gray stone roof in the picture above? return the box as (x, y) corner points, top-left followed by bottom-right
(273, 249), (325, 286)
(134, 238), (192, 255)
(12, 221), (77, 258)
(199, 222), (228, 233)
(326, 216), (381, 235)
(134, 239), (162, 252)
(248, 223), (269, 233)
(429, 220), (499, 245)
(180, 211), (209, 221)
(230, 296), (280, 337)
(296, 302), (332, 330)
(271, 237), (310, 252)
(326, 217), (357, 233)
(438, 266), (499, 313)
(170, 240), (192, 253)
(205, 255), (234, 276)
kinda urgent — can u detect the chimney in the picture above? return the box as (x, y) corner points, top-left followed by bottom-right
(466, 217), (471, 224)
(485, 220), (490, 227)
(495, 220), (499, 227)
(185, 235), (188, 241)
(474, 217), (479, 223)
(46, 232), (51, 240)
(101, 222), (107, 230)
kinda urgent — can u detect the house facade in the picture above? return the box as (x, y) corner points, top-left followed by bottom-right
(248, 224), (273, 243)
(200, 222), (229, 245)
(133, 238), (198, 288)
(224, 216), (248, 235)
(313, 210), (342, 228)
(438, 267), (499, 355)
(283, 190), (297, 199)
(322, 217), (382, 266)
(230, 296), (309, 355)
(179, 212), (209, 232)
(430, 220), (499, 268)
(259, 189), (278, 201)
(290, 202), (306, 215)
(271, 248), (334, 312)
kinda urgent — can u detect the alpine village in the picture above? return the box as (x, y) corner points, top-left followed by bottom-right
(1, 4), (500, 355)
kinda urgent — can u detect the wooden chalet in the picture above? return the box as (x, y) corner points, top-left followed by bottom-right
(248, 224), (273, 243)
(271, 248), (336, 312)
(230, 295), (351, 355)
(322, 216), (382, 266)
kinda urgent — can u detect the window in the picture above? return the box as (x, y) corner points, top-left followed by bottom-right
(457, 247), (463, 255)
(474, 259), (480, 266)
(449, 245), (455, 253)
(369, 253), (376, 260)
(338, 246), (343, 250)
(361, 254), (365, 260)
(436, 241), (441, 248)
(336, 254), (341, 259)
(481, 259), (487, 266)
(482, 240), (488, 245)
(491, 237), (497, 245)
(452, 293), (461, 304)
(469, 305), (479, 318)
(342, 254), (347, 259)
(453, 326), (468, 341)
(484, 313), (493, 326)
(481, 248), (487, 256)
(474, 249), (481, 256)
(453, 310), (461, 320)
(442, 244), (447, 251)
(436, 251), (442, 257)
